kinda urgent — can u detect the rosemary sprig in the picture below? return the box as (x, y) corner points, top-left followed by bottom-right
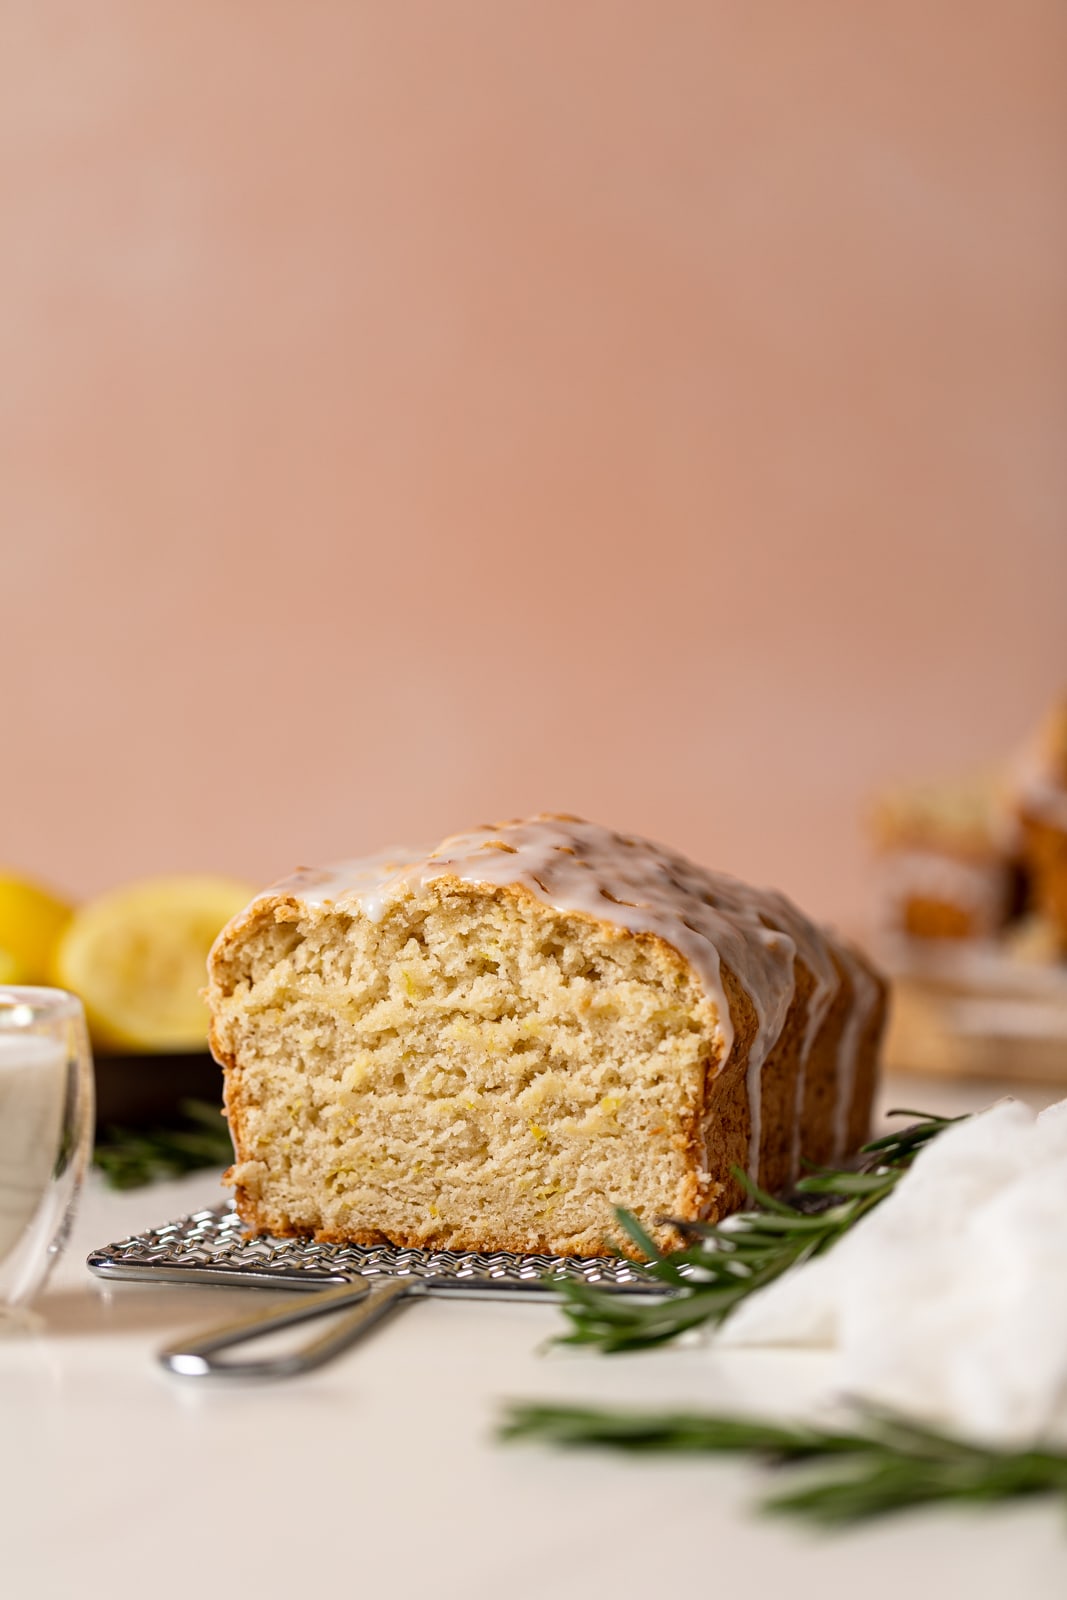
(498, 1403), (1067, 1525)
(557, 1110), (963, 1353)
(93, 1098), (232, 1190)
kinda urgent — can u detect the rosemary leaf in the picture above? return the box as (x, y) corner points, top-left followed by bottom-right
(93, 1098), (232, 1190)
(498, 1403), (1067, 1524)
(556, 1111), (964, 1353)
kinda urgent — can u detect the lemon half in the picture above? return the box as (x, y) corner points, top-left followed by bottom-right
(0, 873), (74, 985)
(53, 875), (255, 1051)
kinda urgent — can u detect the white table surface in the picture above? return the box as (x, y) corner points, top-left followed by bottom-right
(3, 1073), (1065, 1600)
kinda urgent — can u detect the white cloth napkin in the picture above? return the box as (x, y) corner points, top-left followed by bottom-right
(715, 1097), (1067, 1445)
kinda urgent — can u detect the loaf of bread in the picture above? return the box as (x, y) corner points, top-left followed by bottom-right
(871, 780), (1011, 942)
(207, 816), (886, 1256)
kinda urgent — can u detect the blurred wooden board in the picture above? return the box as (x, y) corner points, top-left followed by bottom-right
(879, 938), (1067, 1087)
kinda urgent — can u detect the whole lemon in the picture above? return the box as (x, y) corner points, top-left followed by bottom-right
(0, 873), (74, 985)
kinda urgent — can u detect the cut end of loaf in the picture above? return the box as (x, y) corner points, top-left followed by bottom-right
(208, 879), (734, 1255)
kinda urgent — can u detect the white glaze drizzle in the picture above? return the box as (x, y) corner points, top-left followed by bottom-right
(831, 942), (882, 1160)
(242, 816), (859, 1180)
(748, 893), (843, 1181)
(271, 848), (433, 912)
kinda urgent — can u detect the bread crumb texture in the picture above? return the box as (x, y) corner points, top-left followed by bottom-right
(210, 883), (730, 1255)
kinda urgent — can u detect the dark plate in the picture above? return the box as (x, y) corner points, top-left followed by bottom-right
(93, 1050), (223, 1132)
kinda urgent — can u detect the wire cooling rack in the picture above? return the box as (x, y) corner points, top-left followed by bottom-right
(86, 1202), (667, 1302)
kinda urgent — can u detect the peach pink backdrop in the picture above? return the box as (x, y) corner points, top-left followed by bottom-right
(3, 3), (1066, 929)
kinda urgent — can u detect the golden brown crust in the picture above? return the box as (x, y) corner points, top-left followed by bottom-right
(843, 942), (888, 1156)
(691, 961), (760, 1221)
(798, 948), (851, 1168)
(228, 1199), (672, 1259)
(754, 955), (815, 1197)
(1018, 813), (1067, 952)
(900, 897), (984, 941)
